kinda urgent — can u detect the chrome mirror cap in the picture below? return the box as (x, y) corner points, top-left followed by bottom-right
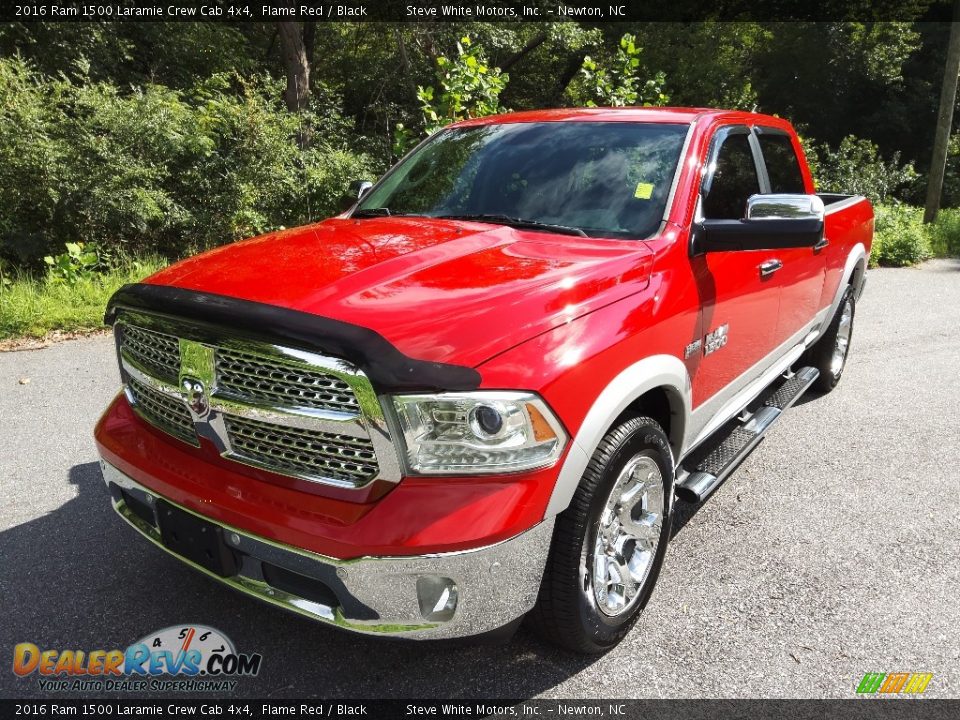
(746, 194), (825, 221)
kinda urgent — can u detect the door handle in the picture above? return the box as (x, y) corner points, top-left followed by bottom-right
(813, 236), (830, 251)
(759, 259), (783, 278)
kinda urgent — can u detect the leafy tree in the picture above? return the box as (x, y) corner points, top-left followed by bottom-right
(805, 135), (918, 203)
(393, 35), (509, 155)
(417, 35), (509, 135)
(634, 22), (769, 110)
(4, 16), (960, 268)
(0, 57), (374, 267)
(751, 22), (922, 148)
(566, 33), (668, 108)
(497, 23), (602, 109)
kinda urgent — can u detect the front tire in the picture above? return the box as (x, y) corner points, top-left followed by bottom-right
(529, 416), (673, 654)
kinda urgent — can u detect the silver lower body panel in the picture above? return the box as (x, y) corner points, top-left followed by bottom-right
(101, 460), (553, 639)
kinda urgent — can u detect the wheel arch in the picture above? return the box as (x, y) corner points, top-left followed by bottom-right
(850, 254), (867, 297)
(545, 354), (691, 518)
(839, 243), (866, 301)
(619, 386), (685, 455)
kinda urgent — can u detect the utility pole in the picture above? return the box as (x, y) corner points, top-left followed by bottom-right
(924, 0), (960, 224)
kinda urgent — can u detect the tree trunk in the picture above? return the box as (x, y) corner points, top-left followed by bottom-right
(394, 28), (417, 99)
(500, 32), (548, 72)
(924, 5), (960, 224)
(554, 51), (588, 105)
(303, 21), (316, 67)
(277, 22), (310, 113)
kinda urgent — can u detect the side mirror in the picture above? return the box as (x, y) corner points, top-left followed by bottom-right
(694, 194), (825, 254)
(339, 180), (374, 212)
(351, 179), (374, 199)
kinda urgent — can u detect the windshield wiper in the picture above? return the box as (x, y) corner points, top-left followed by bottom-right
(352, 207), (392, 218)
(433, 213), (588, 237)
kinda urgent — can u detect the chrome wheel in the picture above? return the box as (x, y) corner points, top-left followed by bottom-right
(830, 297), (853, 377)
(590, 454), (664, 617)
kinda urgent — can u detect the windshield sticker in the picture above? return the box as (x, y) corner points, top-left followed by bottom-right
(634, 182), (654, 199)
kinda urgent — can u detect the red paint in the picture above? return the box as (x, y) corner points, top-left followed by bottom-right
(96, 108), (873, 558)
(96, 395), (562, 558)
(147, 220), (654, 369)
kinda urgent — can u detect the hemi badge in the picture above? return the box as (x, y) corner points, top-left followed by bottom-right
(684, 339), (702, 359)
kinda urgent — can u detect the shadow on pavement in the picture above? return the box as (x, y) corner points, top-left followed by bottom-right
(0, 462), (599, 699)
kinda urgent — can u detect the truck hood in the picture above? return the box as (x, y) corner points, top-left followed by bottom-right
(146, 217), (654, 368)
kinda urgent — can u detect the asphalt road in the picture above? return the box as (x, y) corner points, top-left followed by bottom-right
(1, 260), (958, 700)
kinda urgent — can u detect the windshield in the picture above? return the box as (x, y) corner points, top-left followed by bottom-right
(356, 121), (689, 239)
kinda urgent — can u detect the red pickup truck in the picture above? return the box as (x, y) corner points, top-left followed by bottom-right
(96, 108), (872, 653)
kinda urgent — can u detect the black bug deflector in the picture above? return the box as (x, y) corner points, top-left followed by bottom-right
(105, 283), (482, 395)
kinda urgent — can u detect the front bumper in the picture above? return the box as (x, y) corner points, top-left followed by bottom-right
(101, 461), (554, 639)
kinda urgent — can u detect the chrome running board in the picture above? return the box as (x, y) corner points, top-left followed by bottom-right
(676, 366), (819, 503)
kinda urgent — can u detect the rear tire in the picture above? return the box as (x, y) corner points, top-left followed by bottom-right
(804, 285), (855, 393)
(529, 416), (673, 654)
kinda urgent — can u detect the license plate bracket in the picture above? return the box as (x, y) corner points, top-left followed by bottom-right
(155, 500), (239, 577)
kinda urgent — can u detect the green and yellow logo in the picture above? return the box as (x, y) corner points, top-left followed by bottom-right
(856, 672), (933, 694)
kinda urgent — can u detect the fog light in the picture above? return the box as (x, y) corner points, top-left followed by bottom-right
(416, 576), (458, 622)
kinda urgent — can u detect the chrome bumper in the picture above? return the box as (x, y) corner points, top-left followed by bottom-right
(100, 461), (553, 639)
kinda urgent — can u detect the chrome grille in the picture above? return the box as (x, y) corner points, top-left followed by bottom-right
(127, 377), (198, 445)
(114, 314), (395, 489)
(216, 347), (360, 413)
(224, 415), (379, 485)
(121, 324), (180, 383)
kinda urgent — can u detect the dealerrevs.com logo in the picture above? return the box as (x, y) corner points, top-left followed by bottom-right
(12, 625), (262, 693)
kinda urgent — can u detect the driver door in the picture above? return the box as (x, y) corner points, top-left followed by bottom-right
(689, 126), (781, 410)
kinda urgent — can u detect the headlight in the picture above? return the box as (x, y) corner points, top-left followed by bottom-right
(391, 392), (568, 475)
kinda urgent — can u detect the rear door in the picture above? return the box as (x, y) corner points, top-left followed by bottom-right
(754, 127), (826, 345)
(689, 125), (781, 409)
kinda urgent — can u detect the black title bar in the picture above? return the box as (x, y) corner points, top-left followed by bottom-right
(3, 0), (952, 23)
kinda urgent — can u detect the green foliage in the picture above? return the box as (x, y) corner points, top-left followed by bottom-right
(0, 57), (375, 267)
(497, 23), (603, 110)
(567, 33), (668, 108)
(806, 136), (918, 204)
(0, 256), (166, 339)
(0, 258), (12, 290)
(933, 132), (960, 209)
(847, 22), (920, 87)
(870, 204), (931, 268)
(416, 35), (509, 137)
(1, 18), (956, 291)
(634, 22), (765, 110)
(43, 242), (100, 285)
(928, 209), (960, 258)
(0, 22), (257, 90)
(749, 23), (922, 148)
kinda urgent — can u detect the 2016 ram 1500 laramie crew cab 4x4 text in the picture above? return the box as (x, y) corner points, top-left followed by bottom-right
(95, 108), (872, 653)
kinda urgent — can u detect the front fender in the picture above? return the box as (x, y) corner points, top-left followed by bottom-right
(543, 354), (691, 517)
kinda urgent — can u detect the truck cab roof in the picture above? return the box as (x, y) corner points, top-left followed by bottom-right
(449, 107), (784, 127)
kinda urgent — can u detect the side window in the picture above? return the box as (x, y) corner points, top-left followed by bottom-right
(702, 132), (760, 220)
(757, 132), (806, 193)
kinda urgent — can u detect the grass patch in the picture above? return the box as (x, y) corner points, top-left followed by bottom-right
(0, 257), (166, 340)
